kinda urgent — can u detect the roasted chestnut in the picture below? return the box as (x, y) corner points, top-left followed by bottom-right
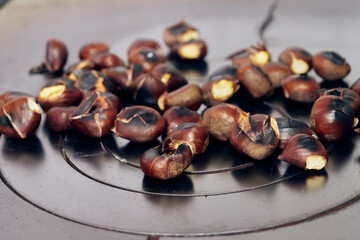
(351, 78), (360, 96)
(278, 47), (312, 74)
(46, 106), (77, 133)
(236, 64), (274, 99)
(82, 91), (121, 113)
(79, 42), (109, 60)
(162, 123), (209, 155)
(0, 96), (42, 139)
(115, 106), (165, 142)
(175, 40), (207, 61)
(260, 62), (293, 88)
(281, 74), (320, 103)
(163, 21), (200, 52)
(75, 70), (115, 93)
(318, 87), (360, 113)
(202, 103), (243, 141)
(158, 84), (203, 111)
(127, 39), (162, 57)
(201, 76), (239, 106)
(151, 63), (187, 91)
(29, 38), (68, 74)
(68, 92), (116, 138)
(128, 48), (166, 72)
(229, 113), (280, 160)
(310, 95), (357, 141)
(37, 78), (83, 111)
(163, 106), (202, 134)
(63, 60), (94, 81)
(276, 117), (316, 149)
(132, 74), (167, 106)
(90, 52), (125, 70)
(278, 134), (328, 170)
(312, 51), (351, 81)
(208, 65), (238, 81)
(140, 144), (193, 180)
(227, 44), (270, 67)
(0, 91), (33, 109)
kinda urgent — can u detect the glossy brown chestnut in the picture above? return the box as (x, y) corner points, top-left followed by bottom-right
(176, 40), (207, 61)
(90, 52), (125, 70)
(278, 47), (312, 74)
(163, 21), (200, 51)
(82, 91), (121, 113)
(281, 74), (320, 103)
(201, 76), (240, 106)
(128, 48), (166, 72)
(37, 78), (83, 111)
(162, 123), (209, 155)
(260, 62), (293, 88)
(236, 64), (274, 99)
(140, 144), (193, 180)
(229, 113), (280, 160)
(276, 117), (316, 149)
(0, 97), (42, 139)
(0, 91), (33, 109)
(163, 106), (202, 134)
(127, 39), (161, 57)
(202, 103), (243, 141)
(46, 106), (77, 133)
(157, 84), (202, 111)
(79, 42), (109, 60)
(29, 38), (68, 74)
(63, 60), (94, 81)
(318, 87), (360, 113)
(209, 65), (238, 81)
(227, 44), (271, 67)
(75, 70), (115, 93)
(68, 92), (116, 138)
(310, 95), (357, 141)
(312, 51), (351, 81)
(278, 134), (328, 170)
(151, 63), (187, 92)
(115, 106), (165, 142)
(351, 78), (360, 96)
(132, 74), (167, 106)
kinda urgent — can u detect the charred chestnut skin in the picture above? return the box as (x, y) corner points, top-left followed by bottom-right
(128, 48), (166, 72)
(0, 97), (42, 139)
(229, 113), (280, 160)
(278, 134), (328, 170)
(260, 62), (293, 88)
(82, 91), (121, 113)
(90, 52), (125, 70)
(0, 91), (33, 109)
(163, 21), (200, 51)
(202, 103), (243, 141)
(158, 84), (202, 111)
(132, 74), (167, 106)
(69, 92), (116, 138)
(63, 60), (94, 81)
(163, 106), (202, 134)
(227, 44), (270, 67)
(75, 70), (115, 93)
(281, 74), (320, 103)
(115, 106), (165, 142)
(151, 63), (187, 92)
(201, 76), (240, 106)
(46, 106), (77, 133)
(163, 123), (209, 155)
(140, 144), (193, 180)
(310, 95), (356, 141)
(79, 42), (109, 60)
(276, 117), (316, 149)
(318, 87), (360, 113)
(278, 47), (312, 74)
(312, 51), (351, 81)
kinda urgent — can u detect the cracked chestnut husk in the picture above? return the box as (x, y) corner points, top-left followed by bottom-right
(102, 64), (143, 93)
(236, 64), (274, 99)
(0, 96), (42, 139)
(82, 91), (121, 113)
(151, 63), (187, 92)
(79, 42), (109, 60)
(158, 84), (202, 111)
(278, 47), (312, 74)
(278, 134), (328, 170)
(209, 65), (238, 81)
(46, 106), (77, 133)
(260, 62), (293, 88)
(229, 113), (280, 160)
(68, 92), (116, 138)
(312, 51), (351, 81)
(140, 143), (193, 180)
(163, 123), (209, 155)
(227, 44), (271, 67)
(29, 38), (68, 74)
(310, 95), (358, 141)
(276, 117), (316, 149)
(127, 39), (162, 57)
(201, 76), (240, 106)
(128, 48), (166, 72)
(90, 52), (125, 70)
(132, 73), (167, 106)
(163, 21), (200, 52)
(351, 77), (360, 96)
(281, 74), (320, 103)
(318, 87), (360, 113)
(163, 106), (202, 134)
(75, 70), (115, 93)
(63, 60), (94, 82)
(202, 103), (243, 141)
(0, 91), (33, 109)
(175, 40), (207, 61)
(37, 78), (83, 111)
(115, 106), (165, 142)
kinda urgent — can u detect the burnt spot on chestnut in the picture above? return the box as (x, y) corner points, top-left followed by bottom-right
(209, 65), (238, 81)
(260, 62), (293, 88)
(163, 21), (200, 52)
(281, 74), (320, 103)
(278, 47), (312, 74)
(132, 74), (167, 107)
(46, 106), (77, 133)
(227, 44), (270, 67)
(312, 51), (351, 81)
(163, 106), (202, 134)
(318, 87), (360, 113)
(278, 134), (328, 170)
(75, 70), (115, 93)
(0, 96), (42, 139)
(310, 95), (357, 141)
(127, 39), (161, 58)
(140, 143), (193, 180)
(79, 42), (109, 60)
(201, 76), (240, 106)
(151, 63), (187, 92)
(63, 60), (94, 82)
(115, 106), (165, 142)
(128, 48), (166, 72)
(90, 52), (125, 70)
(176, 40), (207, 61)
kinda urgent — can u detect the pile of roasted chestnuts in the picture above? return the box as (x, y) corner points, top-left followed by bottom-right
(0, 20), (359, 180)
